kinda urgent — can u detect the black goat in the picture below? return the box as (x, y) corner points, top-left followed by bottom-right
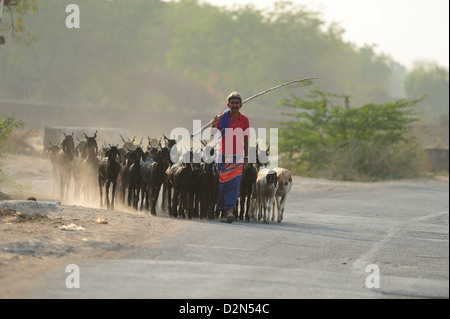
(235, 143), (269, 220)
(46, 141), (61, 195)
(200, 145), (219, 220)
(140, 141), (156, 211)
(166, 150), (194, 218)
(256, 142), (270, 170)
(118, 137), (144, 206)
(128, 146), (146, 209)
(119, 135), (137, 153)
(161, 134), (178, 213)
(163, 134), (177, 151)
(148, 146), (171, 215)
(72, 137), (85, 200)
(147, 136), (160, 157)
(118, 148), (133, 205)
(56, 132), (75, 201)
(140, 138), (164, 211)
(98, 144), (121, 209)
(79, 131), (99, 203)
(189, 149), (203, 218)
(239, 162), (257, 221)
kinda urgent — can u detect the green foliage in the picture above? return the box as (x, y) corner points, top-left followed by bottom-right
(166, 1), (396, 110)
(0, 114), (24, 156)
(277, 87), (423, 180)
(0, 0), (39, 44)
(0, 0), (403, 119)
(404, 61), (449, 125)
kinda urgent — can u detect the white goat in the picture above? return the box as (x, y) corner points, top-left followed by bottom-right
(271, 167), (292, 223)
(253, 168), (278, 223)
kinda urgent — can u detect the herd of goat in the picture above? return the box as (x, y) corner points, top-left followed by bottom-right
(46, 130), (292, 223)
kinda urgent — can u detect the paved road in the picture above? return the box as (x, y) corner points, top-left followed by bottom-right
(27, 177), (449, 299)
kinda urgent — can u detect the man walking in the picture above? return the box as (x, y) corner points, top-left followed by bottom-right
(211, 92), (249, 223)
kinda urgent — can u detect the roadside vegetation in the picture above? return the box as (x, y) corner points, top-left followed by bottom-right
(277, 87), (424, 181)
(0, 114), (24, 191)
(0, 114), (23, 157)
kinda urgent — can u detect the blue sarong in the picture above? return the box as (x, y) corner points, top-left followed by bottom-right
(215, 110), (245, 211)
(216, 155), (243, 211)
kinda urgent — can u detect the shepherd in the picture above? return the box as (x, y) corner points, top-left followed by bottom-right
(210, 91), (249, 223)
(201, 77), (317, 223)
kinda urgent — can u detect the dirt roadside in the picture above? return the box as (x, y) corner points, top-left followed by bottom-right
(0, 153), (188, 299)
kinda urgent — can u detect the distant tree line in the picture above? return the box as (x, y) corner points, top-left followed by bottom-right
(0, 0), (448, 125)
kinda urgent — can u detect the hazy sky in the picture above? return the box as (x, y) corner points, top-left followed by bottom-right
(199, 0), (449, 70)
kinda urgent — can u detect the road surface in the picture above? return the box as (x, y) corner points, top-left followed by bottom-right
(21, 175), (448, 300)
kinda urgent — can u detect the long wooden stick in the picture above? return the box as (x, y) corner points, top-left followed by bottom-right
(191, 76), (317, 138)
(242, 77), (317, 104)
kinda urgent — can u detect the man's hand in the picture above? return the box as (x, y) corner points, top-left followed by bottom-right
(211, 115), (219, 128)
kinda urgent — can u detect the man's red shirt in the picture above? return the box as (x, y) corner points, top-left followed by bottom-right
(215, 112), (249, 156)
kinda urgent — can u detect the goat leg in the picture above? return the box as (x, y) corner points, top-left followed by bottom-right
(269, 198), (275, 223)
(171, 190), (179, 218)
(239, 195), (246, 221)
(127, 186), (132, 207)
(111, 181), (117, 210)
(151, 186), (160, 216)
(106, 180), (111, 209)
(134, 187), (140, 210)
(98, 176), (103, 207)
(278, 195), (285, 223)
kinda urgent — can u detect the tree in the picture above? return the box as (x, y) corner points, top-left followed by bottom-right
(0, 0), (38, 44)
(0, 0), (403, 120)
(404, 61), (449, 125)
(0, 114), (23, 156)
(277, 87), (422, 180)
